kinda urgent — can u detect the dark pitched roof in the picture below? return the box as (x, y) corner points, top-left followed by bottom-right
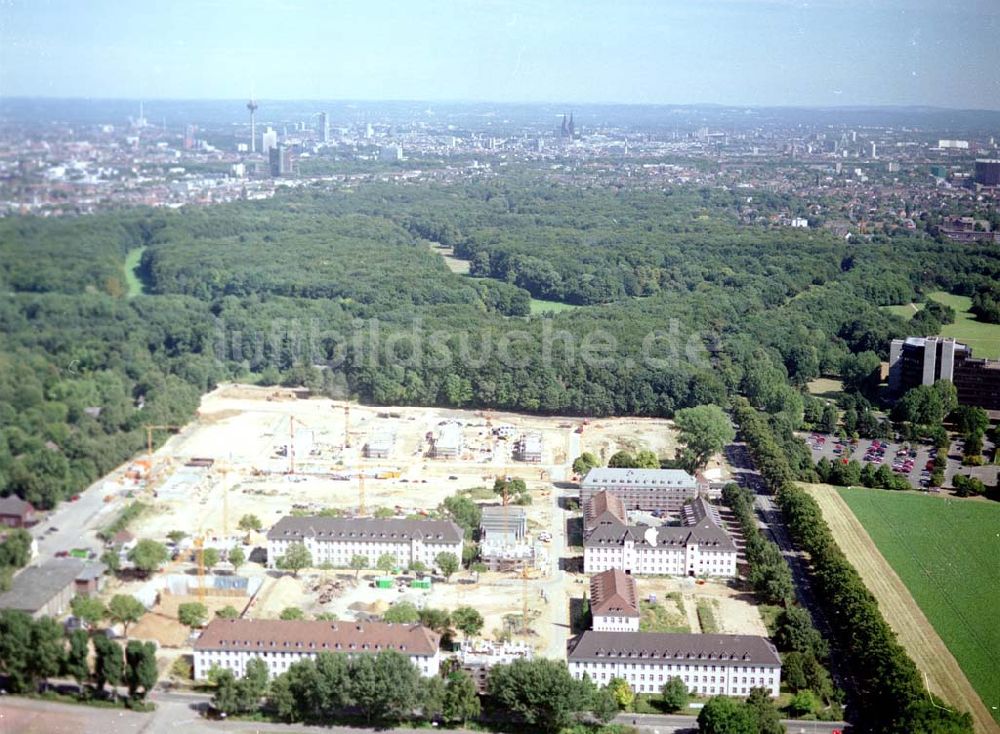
(0, 496), (34, 517)
(567, 631), (780, 666)
(584, 517), (735, 552)
(267, 516), (463, 544)
(194, 618), (440, 657)
(590, 569), (639, 618)
(0, 559), (105, 614)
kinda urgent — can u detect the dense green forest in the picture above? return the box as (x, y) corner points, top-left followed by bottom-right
(1, 178), (998, 512)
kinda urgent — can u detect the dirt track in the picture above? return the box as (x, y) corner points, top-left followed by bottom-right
(805, 485), (998, 734)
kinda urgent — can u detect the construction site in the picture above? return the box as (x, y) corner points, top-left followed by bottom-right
(98, 383), (759, 662)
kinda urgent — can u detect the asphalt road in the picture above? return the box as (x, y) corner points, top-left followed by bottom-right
(0, 693), (848, 734)
(723, 442), (852, 699)
(29, 470), (135, 560)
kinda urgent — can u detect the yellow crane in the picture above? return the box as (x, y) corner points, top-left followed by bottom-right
(144, 424), (181, 465)
(358, 465), (366, 517)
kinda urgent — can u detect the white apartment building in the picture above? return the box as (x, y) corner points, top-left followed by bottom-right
(590, 568), (640, 632)
(193, 619), (441, 680)
(267, 516), (463, 571)
(583, 496), (737, 577)
(568, 631), (781, 697)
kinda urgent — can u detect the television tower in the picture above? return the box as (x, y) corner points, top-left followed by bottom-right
(246, 98), (258, 153)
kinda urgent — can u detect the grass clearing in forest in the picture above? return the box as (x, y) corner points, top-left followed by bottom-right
(927, 290), (1000, 359)
(881, 292), (1000, 359)
(837, 487), (1000, 723)
(529, 298), (580, 314)
(123, 246), (147, 297)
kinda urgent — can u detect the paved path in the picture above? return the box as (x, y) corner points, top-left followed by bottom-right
(0, 695), (849, 734)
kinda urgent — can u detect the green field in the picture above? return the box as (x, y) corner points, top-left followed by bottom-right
(882, 291), (1000, 359)
(838, 487), (1000, 718)
(529, 298), (580, 314)
(123, 246), (147, 297)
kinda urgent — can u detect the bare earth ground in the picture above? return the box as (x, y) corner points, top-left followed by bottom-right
(131, 593), (249, 647)
(803, 484), (999, 734)
(115, 384), (684, 661)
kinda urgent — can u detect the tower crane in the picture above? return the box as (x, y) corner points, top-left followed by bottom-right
(143, 424), (181, 467)
(344, 405), (352, 448)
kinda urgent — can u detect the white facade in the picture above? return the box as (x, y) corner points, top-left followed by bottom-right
(194, 619), (441, 681)
(267, 517), (463, 572)
(568, 656), (779, 697)
(592, 612), (640, 632)
(567, 631), (781, 698)
(194, 642), (440, 680)
(584, 531), (737, 578)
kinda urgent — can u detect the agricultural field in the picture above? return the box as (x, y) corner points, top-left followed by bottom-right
(881, 291), (1000, 359)
(835, 487), (1000, 728)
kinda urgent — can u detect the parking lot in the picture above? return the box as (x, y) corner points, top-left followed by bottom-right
(800, 433), (965, 490)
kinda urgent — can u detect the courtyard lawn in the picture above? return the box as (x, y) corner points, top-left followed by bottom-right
(926, 291), (1000, 359)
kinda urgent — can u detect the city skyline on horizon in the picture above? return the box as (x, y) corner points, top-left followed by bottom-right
(1, 0), (998, 111)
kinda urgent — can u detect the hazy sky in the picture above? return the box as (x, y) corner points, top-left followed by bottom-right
(1, 0), (998, 108)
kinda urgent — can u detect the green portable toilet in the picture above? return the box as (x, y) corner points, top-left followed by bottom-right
(375, 577), (394, 589)
(410, 578), (431, 590)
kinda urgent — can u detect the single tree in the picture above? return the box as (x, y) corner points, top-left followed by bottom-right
(674, 404), (736, 470)
(745, 687), (784, 734)
(128, 539), (169, 577)
(93, 635), (124, 698)
(216, 605), (240, 620)
(607, 450), (638, 468)
(661, 676), (689, 712)
(376, 552), (397, 575)
(442, 670), (481, 724)
(383, 601), (420, 624)
(178, 602), (208, 630)
(0, 609), (34, 692)
(107, 594), (145, 639)
(166, 530), (187, 544)
(487, 658), (589, 733)
(201, 547), (221, 571)
(451, 606), (484, 638)
(228, 545), (245, 572)
(32, 616), (67, 690)
(276, 542), (312, 577)
(100, 549), (121, 574)
(124, 639), (158, 701)
(64, 628), (91, 690)
(237, 514), (263, 532)
(435, 551), (460, 580)
(280, 606), (305, 620)
(607, 677), (635, 711)
(350, 553), (368, 579)
(571, 451), (600, 476)
(71, 594), (107, 630)
(697, 695), (754, 734)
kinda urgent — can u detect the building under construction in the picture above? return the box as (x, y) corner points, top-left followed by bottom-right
(514, 432), (542, 463)
(430, 422), (464, 459)
(364, 430), (394, 459)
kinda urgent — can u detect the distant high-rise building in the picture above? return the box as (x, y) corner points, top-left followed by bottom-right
(974, 159), (1000, 186)
(560, 114), (568, 137)
(183, 124), (197, 150)
(318, 112), (330, 143)
(379, 145), (403, 162)
(269, 143), (294, 177)
(869, 141), (877, 159)
(937, 139), (969, 150)
(365, 123), (374, 139)
(261, 127), (278, 156)
(568, 113), (575, 138)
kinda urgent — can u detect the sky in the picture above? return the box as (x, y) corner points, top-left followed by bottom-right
(1, 0), (998, 109)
